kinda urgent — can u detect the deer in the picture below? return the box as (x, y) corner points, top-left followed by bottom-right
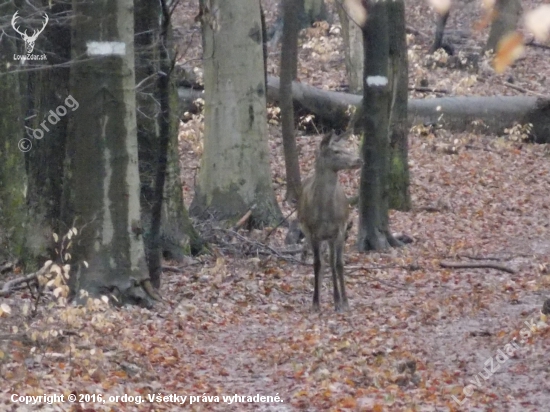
(297, 131), (362, 312)
(11, 11), (49, 54)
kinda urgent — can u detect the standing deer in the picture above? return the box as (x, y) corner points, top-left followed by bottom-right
(298, 131), (362, 312)
(11, 11), (49, 54)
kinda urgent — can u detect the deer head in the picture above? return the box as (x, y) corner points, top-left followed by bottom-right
(12, 11), (49, 54)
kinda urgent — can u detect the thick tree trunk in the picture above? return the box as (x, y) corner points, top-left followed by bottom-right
(387, 0), (411, 211)
(280, 0), (303, 203)
(486, 0), (522, 52)
(63, 0), (150, 303)
(358, 0), (399, 252)
(337, 1), (364, 92)
(192, 0), (282, 227)
(24, 1), (72, 262)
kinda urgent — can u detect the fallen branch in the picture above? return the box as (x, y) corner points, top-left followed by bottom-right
(0, 261), (53, 297)
(455, 254), (510, 261)
(409, 86), (449, 94)
(440, 260), (516, 274)
(233, 209), (253, 230)
(503, 81), (547, 98)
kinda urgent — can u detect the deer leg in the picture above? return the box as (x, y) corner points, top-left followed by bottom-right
(335, 238), (349, 311)
(329, 241), (342, 311)
(312, 239), (322, 311)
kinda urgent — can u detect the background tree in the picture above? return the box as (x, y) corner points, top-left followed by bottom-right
(134, 0), (204, 288)
(191, 0), (282, 226)
(62, 0), (152, 302)
(0, 2), (27, 265)
(268, 0), (328, 44)
(337, 1), (364, 93)
(387, 0), (411, 211)
(279, 0), (302, 203)
(24, 2), (72, 262)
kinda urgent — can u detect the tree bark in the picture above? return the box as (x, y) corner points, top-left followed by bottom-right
(0, 6), (27, 265)
(191, 0), (282, 227)
(268, 0), (328, 44)
(280, 0), (303, 203)
(135, 0), (205, 289)
(486, 0), (522, 52)
(336, 1), (364, 92)
(358, 0), (398, 252)
(24, 1), (72, 264)
(63, 0), (150, 303)
(387, 0), (411, 211)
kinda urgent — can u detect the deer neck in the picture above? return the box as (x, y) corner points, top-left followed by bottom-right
(312, 164), (338, 191)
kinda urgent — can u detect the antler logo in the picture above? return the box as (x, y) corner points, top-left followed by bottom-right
(11, 11), (49, 54)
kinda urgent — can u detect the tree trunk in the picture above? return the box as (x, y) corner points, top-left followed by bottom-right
(191, 0), (282, 227)
(486, 0), (522, 52)
(0, 8), (27, 264)
(268, 0), (328, 44)
(337, 1), (364, 92)
(358, 0), (399, 252)
(303, 0), (329, 26)
(387, 0), (411, 211)
(63, 0), (150, 303)
(280, 0), (303, 203)
(24, 1), (72, 263)
(135, 0), (205, 288)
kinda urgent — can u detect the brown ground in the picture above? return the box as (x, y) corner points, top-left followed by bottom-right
(1, 1), (550, 411)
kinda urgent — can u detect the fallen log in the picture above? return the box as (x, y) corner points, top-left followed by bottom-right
(177, 76), (550, 143)
(265, 76), (550, 143)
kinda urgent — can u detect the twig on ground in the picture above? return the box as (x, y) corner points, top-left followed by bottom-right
(409, 86), (449, 94)
(440, 260), (516, 274)
(233, 209), (252, 230)
(503, 82), (548, 98)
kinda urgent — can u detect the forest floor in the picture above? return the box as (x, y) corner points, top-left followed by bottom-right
(2, 0), (550, 411)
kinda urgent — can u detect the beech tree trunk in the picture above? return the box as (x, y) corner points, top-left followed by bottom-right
(280, 0), (302, 203)
(358, 0), (399, 251)
(191, 0), (282, 227)
(337, 1), (364, 92)
(387, 0), (411, 211)
(63, 0), (150, 303)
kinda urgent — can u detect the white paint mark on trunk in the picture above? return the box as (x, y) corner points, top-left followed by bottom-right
(87, 41), (126, 56)
(366, 76), (388, 86)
